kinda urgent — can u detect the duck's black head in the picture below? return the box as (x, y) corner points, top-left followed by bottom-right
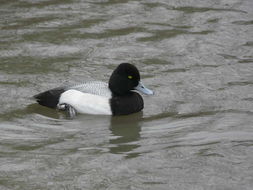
(109, 63), (153, 96)
(109, 63), (140, 95)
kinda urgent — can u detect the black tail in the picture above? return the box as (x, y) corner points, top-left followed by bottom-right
(33, 87), (66, 108)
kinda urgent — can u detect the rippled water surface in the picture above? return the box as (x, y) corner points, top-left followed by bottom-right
(1, 0), (253, 189)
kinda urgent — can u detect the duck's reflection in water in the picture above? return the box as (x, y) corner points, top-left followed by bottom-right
(109, 112), (143, 158)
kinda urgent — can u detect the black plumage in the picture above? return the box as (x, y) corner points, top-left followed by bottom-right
(33, 87), (65, 108)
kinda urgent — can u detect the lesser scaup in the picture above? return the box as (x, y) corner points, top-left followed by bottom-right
(34, 63), (153, 117)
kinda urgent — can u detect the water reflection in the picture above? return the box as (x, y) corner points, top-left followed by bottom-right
(109, 112), (143, 158)
(26, 104), (62, 119)
(0, 104), (62, 121)
(1, 104), (144, 159)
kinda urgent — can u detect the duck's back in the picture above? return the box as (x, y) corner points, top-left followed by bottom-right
(34, 81), (111, 108)
(68, 81), (111, 98)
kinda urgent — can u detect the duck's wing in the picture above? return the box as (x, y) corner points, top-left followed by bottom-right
(67, 81), (111, 98)
(34, 81), (111, 109)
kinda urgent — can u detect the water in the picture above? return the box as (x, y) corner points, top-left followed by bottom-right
(0, 0), (253, 189)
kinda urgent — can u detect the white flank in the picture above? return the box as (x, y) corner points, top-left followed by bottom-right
(59, 89), (112, 115)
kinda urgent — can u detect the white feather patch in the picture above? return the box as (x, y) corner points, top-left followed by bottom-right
(59, 89), (112, 115)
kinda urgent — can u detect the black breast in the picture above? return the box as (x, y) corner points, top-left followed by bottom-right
(110, 92), (144, 115)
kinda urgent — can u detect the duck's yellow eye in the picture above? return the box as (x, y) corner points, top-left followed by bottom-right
(128, 75), (133, 79)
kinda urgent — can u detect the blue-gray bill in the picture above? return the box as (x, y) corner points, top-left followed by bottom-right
(134, 82), (154, 95)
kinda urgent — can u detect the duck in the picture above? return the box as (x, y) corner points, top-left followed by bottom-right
(33, 63), (153, 117)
